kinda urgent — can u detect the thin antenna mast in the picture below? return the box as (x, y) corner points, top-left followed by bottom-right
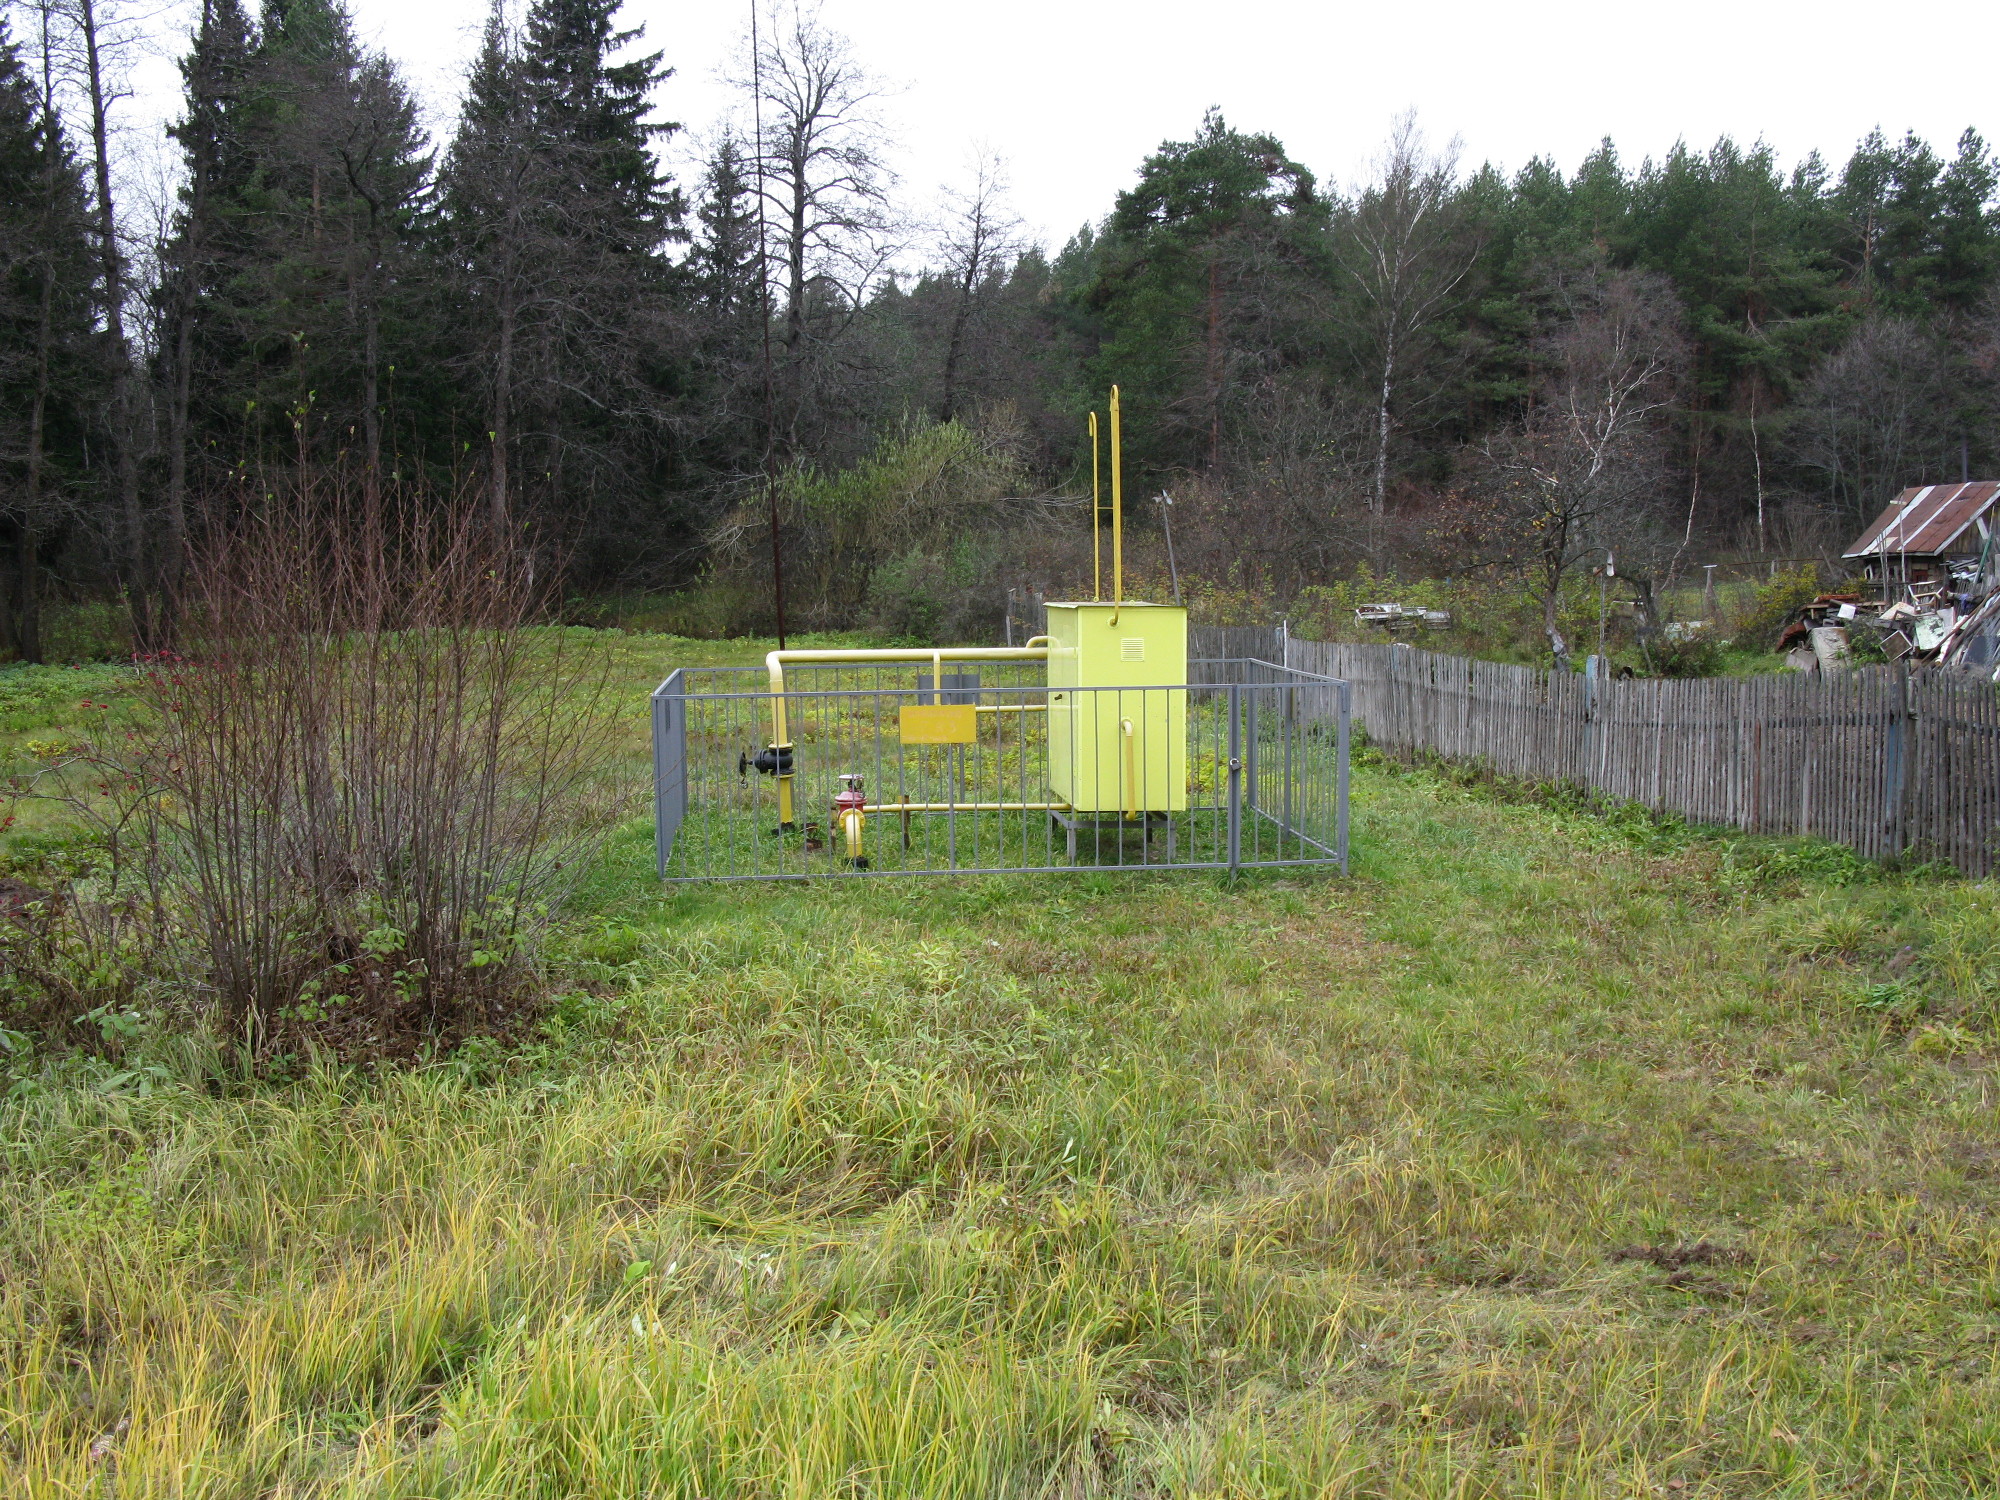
(751, 0), (786, 648)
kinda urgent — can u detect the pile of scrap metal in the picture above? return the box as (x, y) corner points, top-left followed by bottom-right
(1775, 594), (1870, 673)
(1354, 602), (1452, 631)
(1831, 480), (2000, 678)
(1774, 585), (2000, 677)
(1933, 589), (2000, 677)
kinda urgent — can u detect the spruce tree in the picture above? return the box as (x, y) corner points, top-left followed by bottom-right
(159, 0), (258, 575)
(441, 0), (690, 570)
(519, 0), (681, 255)
(440, 0), (535, 532)
(691, 136), (759, 317)
(200, 0), (432, 487)
(0, 15), (101, 660)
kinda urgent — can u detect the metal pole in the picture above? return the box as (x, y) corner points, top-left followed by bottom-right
(1336, 680), (1351, 875)
(1111, 386), (1123, 621)
(1090, 413), (1101, 601)
(1227, 684), (1242, 874)
(749, 0), (786, 650)
(1597, 551), (1613, 659)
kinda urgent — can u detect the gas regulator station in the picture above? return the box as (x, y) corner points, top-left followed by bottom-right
(651, 389), (1351, 881)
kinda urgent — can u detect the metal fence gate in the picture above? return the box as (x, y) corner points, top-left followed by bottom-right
(652, 659), (1349, 880)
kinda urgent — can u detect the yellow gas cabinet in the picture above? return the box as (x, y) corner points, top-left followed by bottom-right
(1046, 600), (1187, 814)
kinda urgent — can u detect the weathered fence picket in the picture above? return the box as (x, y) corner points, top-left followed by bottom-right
(1191, 626), (2000, 877)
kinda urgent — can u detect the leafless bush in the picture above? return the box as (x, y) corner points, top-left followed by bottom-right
(7, 489), (626, 1061)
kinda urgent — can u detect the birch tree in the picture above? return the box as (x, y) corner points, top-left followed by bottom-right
(1335, 115), (1478, 518)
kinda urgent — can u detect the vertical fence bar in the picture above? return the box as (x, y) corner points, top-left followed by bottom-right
(1227, 684), (1243, 874)
(652, 669), (686, 877)
(1336, 679), (1351, 874)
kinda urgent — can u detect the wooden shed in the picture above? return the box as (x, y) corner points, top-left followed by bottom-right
(1843, 481), (1998, 599)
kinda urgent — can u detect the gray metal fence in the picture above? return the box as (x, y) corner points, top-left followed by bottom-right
(651, 659), (1349, 880)
(1196, 626), (2000, 875)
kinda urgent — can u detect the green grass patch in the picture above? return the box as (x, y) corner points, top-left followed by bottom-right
(2, 635), (1997, 1495)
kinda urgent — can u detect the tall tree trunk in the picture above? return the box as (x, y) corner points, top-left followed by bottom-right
(1749, 390), (1766, 553)
(77, 0), (150, 648)
(361, 280), (383, 535)
(490, 279), (515, 538)
(1543, 575), (1569, 667)
(1205, 255), (1222, 472)
(1372, 337), (1396, 518)
(18, 226), (56, 664)
(939, 263), (975, 424)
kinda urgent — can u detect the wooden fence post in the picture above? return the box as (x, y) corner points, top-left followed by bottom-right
(1885, 659), (1912, 858)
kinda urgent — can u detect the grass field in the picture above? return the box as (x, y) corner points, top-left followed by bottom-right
(3, 637), (1998, 1496)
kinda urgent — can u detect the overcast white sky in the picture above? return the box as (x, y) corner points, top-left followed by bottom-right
(119, 0), (2000, 254)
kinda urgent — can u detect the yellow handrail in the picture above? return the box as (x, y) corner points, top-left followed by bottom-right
(861, 801), (1070, 814)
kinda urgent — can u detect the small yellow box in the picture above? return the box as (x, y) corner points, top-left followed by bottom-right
(899, 704), (978, 744)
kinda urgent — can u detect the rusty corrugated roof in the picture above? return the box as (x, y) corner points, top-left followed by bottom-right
(1844, 481), (2000, 558)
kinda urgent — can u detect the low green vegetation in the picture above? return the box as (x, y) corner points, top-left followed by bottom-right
(2, 642), (1997, 1496)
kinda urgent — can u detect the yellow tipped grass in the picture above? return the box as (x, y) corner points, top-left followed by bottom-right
(3, 693), (2000, 1493)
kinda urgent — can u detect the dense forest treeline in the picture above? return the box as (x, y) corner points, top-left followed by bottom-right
(2, 0), (1997, 658)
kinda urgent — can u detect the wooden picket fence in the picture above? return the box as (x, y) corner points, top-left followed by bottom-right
(1195, 626), (2000, 876)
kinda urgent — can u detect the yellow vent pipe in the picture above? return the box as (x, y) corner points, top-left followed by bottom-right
(1089, 410), (1101, 602)
(1110, 384), (1123, 625)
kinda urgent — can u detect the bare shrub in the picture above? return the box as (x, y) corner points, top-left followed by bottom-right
(6, 489), (626, 1061)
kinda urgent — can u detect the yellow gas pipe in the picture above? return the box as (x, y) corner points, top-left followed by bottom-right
(1110, 385), (1123, 625)
(1119, 717), (1137, 822)
(762, 641), (1055, 830)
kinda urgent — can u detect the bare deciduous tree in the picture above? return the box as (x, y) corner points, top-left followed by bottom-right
(734, 0), (895, 447)
(52, 0), (152, 638)
(1784, 314), (1962, 525)
(933, 148), (1021, 424)
(1473, 267), (1686, 665)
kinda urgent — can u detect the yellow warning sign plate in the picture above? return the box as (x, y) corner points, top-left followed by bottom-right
(899, 704), (978, 744)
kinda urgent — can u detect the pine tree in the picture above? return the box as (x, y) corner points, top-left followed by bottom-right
(1925, 130), (1999, 312)
(1082, 109), (1327, 476)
